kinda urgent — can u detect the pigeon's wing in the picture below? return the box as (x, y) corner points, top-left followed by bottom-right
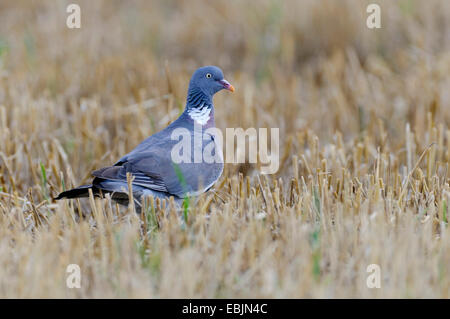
(124, 147), (187, 196)
(92, 161), (168, 193)
(128, 146), (224, 198)
(94, 128), (183, 195)
(95, 126), (223, 198)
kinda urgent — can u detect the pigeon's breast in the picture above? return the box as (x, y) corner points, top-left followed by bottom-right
(183, 130), (223, 195)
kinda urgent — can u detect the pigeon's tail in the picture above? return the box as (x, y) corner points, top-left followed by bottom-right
(54, 184), (97, 200)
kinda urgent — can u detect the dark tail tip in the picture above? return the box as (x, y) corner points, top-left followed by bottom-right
(54, 185), (94, 200)
(54, 193), (64, 200)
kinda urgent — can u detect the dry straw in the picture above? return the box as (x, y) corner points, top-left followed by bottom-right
(0, 0), (449, 297)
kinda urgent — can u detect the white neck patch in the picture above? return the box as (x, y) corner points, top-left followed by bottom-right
(187, 103), (211, 125)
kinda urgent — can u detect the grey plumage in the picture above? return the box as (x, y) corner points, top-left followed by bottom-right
(55, 66), (234, 212)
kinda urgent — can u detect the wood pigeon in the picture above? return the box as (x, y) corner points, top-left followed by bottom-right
(55, 66), (234, 212)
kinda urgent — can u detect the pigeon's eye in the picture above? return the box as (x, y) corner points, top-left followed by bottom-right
(206, 73), (212, 79)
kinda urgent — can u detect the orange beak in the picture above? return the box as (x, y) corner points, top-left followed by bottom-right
(220, 79), (235, 92)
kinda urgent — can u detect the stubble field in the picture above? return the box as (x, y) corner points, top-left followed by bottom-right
(0, 0), (449, 298)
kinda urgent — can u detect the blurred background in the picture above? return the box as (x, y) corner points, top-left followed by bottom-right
(0, 1), (449, 177)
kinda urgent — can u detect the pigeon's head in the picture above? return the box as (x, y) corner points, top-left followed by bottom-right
(189, 66), (235, 97)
